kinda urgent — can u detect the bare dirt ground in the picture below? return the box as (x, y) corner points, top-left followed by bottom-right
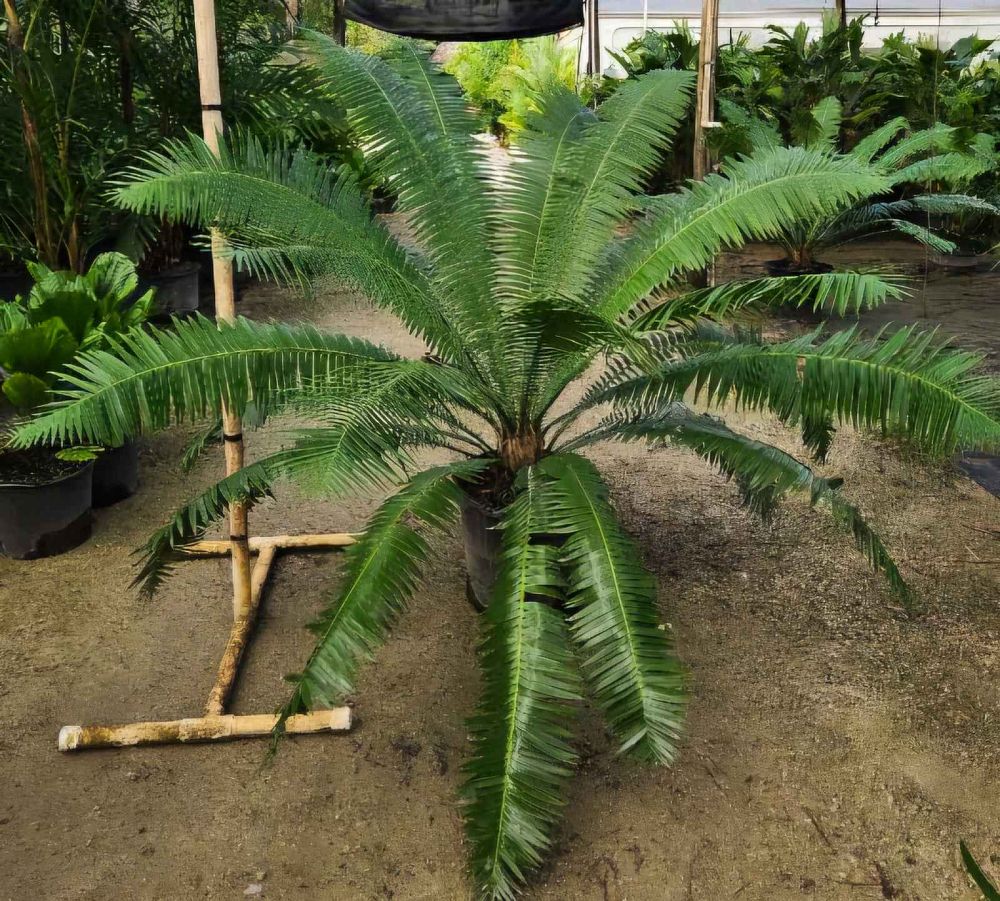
(1, 247), (999, 900)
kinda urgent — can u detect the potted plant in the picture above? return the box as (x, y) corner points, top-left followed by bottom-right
(0, 299), (93, 559)
(16, 46), (1000, 898)
(0, 251), (153, 556)
(714, 97), (999, 275)
(27, 253), (154, 504)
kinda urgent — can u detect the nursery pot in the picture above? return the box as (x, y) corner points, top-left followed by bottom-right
(459, 488), (566, 613)
(764, 258), (834, 277)
(0, 266), (32, 301)
(930, 251), (992, 271)
(142, 261), (201, 317)
(0, 461), (94, 559)
(91, 441), (140, 508)
(460, 491), (503, 613)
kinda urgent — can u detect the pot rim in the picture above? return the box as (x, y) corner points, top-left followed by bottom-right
(0, 459), (94, 491)
(143, 260), (201, 280)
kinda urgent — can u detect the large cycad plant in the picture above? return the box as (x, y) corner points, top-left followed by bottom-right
(16, 37), (1000, 899)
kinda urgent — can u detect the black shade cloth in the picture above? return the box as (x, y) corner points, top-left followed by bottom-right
(345, 0), (585, 40)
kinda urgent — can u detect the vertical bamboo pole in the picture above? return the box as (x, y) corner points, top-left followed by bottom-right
(587, 0), (601, 78)
(286, 0), (299, 29)
(693, 0), (719, 182)
(192, 0), (253, 619)
(836, 0), (848, 29)
(333, 0), (346, 45)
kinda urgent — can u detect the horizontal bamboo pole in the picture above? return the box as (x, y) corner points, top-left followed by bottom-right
(58, 709), (352, 752)
(182, 533), (358, 557)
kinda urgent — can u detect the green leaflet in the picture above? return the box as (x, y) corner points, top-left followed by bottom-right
(463, 470), (581, 901)
(539, 453), (686, 763)
(278, 459), (492, 721)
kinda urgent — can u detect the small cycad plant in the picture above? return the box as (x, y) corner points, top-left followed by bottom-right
(14, 38), (1000, 899)
(716, 94), (999, 271)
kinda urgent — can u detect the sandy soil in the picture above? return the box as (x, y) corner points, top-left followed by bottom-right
(1, 250), (999, 900)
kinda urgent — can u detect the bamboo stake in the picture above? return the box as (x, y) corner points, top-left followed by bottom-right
(192, 0), (253, 621)
(58, 709), (352, 752)
(204, 545), (277, 716)
(333, 0), (346, 45)
(182, 533), (358, 557)
(586, 0), (601, 78)
(693, 0), (720, 182)
(836, 0), (848, 29)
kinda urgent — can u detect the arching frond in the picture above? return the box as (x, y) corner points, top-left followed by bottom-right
(563, 406), (912, 605)
(850, 117), (908, 164)
(592, 147), (889, 320)
(110, 134), (470, 362)
(632, 270), (906, 328)
(133, 403), (455, 597)
(298, 33), (500, 363)
(380, 39), (481, 140)
(530, 70), (695, 303)
(278, 459), (492, 722)
(12, 316), (405, 449)
(463, 469), (581, 901)
(804, 96), (842, 151)
(492, 88), (596, 307)
(583, 326), (1000, 457)
(132, 458), (278, 599)
(538, 454), (686, 763)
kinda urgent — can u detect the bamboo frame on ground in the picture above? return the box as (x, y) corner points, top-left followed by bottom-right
(57, 0), (358, 752)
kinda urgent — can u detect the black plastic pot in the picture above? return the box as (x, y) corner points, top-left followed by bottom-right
(0, 266), (32, 301)
(460, 491), (503, 613)
(92, 441), (140, 508)
(0, 463), (94, 559)
(930, 251), (992, 271)
(459, 489), (566, 612)
(142, 261), (201, 317)
(764, 258), (835, 277)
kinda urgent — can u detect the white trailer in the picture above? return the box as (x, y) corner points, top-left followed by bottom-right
(574, 1), (1000, 75)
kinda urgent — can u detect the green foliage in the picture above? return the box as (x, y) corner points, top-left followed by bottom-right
(0, 252), (151, 412)
(279, 460), (488, 719)
(14, 50), (1000, 898)
(463, 469), (581, 901)
(445, 37), (577, 141)
(962, 841), (1000, 900)
(539, 454), (685, 761)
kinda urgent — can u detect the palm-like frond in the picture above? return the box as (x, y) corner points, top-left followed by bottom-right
(278, 459), (491, 723)
(632, 270), (906, 328)
(849, 117), (908, 164)
(379, 39), (481, 141)
(584, 325), (1000, 457)
(592, 147), (889, 320)
(135, 410), (445, 597)
(563, 405), (911, 604)
(463, 469), (581, 901)
(538, 453), (686, 763)
(12, 316), (412, 448)
(133, 458), (278, 598)
(110, 134), (471, 362)
(298, 33), (500, 365)
(821, 198), (958, 253)
(523, 69), (695, 304)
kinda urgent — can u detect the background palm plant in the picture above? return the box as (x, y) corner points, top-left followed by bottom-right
(719, 95), (999, 272)
(14, 37), (1000, 899)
